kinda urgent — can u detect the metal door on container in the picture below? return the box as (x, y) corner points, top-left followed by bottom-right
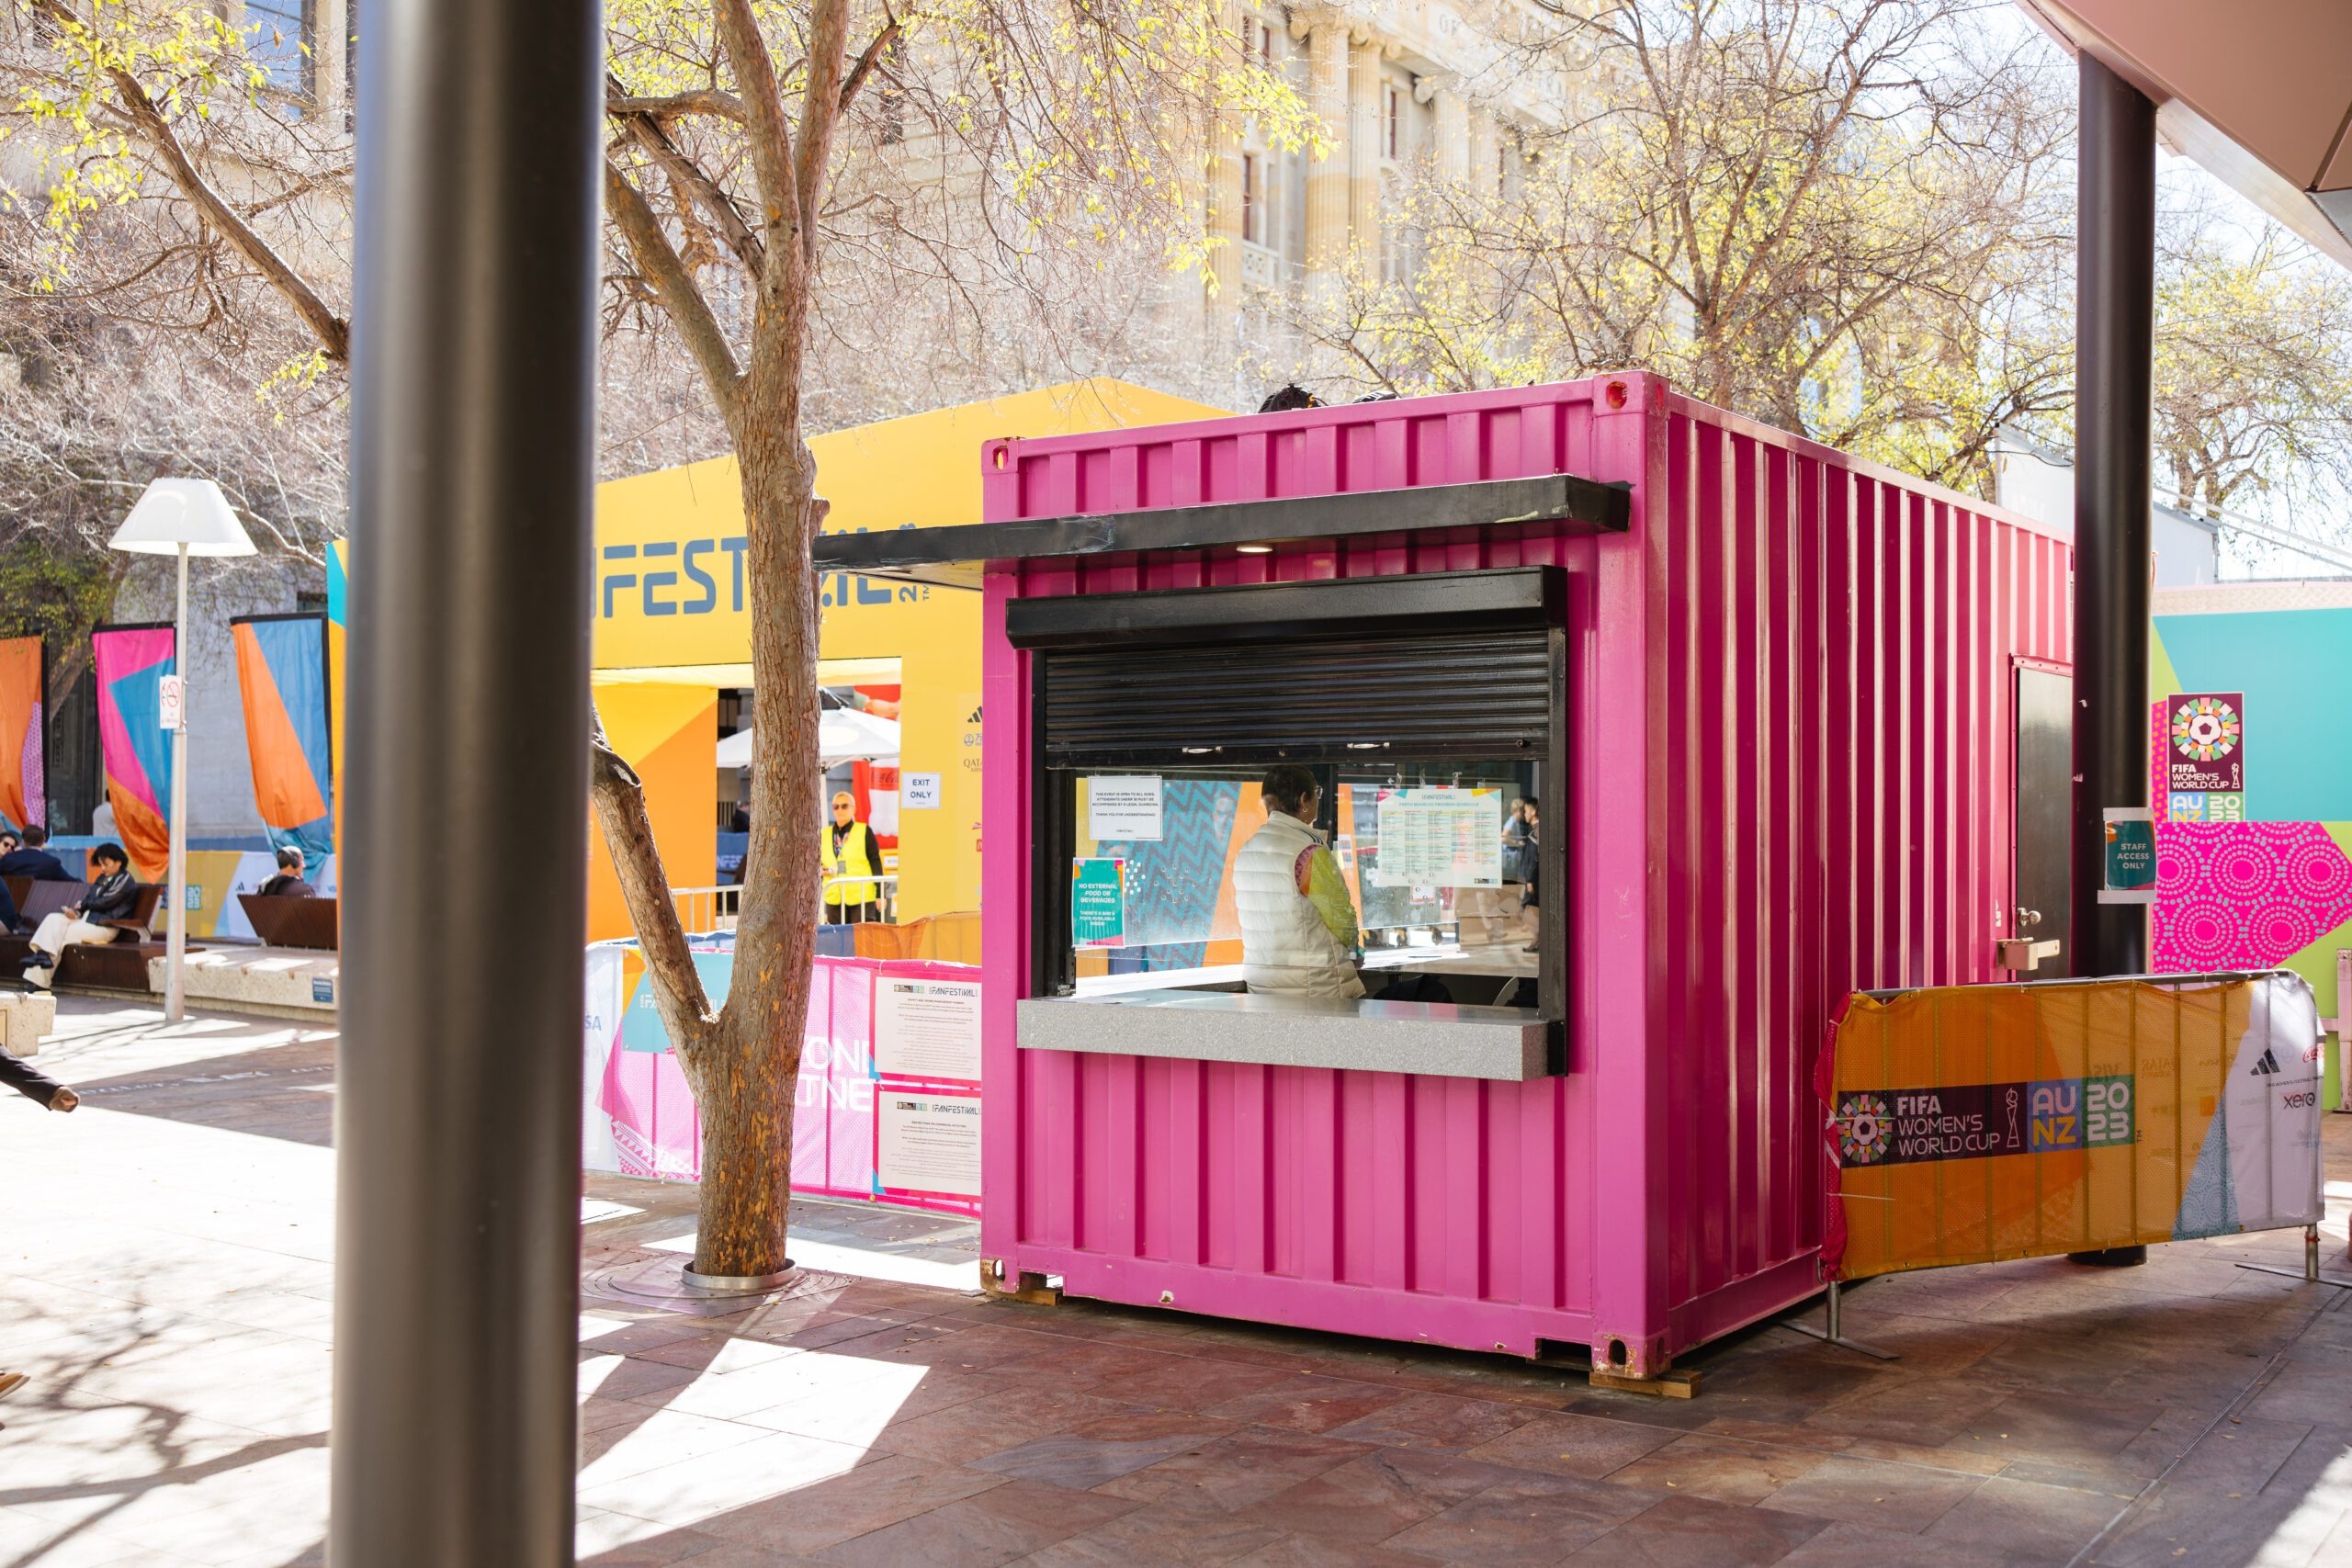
(2011, 663), (2071, 976)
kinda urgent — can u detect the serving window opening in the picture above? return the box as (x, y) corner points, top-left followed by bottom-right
(1057, 761), (1546, 1010)
(1015, 567), (1570, 1045)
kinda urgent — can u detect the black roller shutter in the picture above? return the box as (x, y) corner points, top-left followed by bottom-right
(1043, 626), (1552, 767)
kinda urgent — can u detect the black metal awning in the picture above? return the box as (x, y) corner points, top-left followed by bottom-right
(811, 472), (1633, 589)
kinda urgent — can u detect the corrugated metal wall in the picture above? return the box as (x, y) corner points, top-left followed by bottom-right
(978, 377), (2073, 1368)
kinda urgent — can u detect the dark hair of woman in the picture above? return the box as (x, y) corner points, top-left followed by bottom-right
(1260, 763), (1319, 818)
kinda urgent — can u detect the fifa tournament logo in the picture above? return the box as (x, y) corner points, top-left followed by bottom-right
(1837, 1093), (1891, 1166)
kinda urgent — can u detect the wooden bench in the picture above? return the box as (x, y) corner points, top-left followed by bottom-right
(0, 878), (85, 970)
(3, 885), (199, 995)
(239, 894), (338, 950)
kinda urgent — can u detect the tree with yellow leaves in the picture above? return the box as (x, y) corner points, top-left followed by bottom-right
(3, 0), (1316, 1278)
(2153, 193), (2352, 526)
(1258, 0), (2077, 499)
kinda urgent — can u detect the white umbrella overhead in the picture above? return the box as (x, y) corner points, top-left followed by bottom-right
(715, 708), (901, 772)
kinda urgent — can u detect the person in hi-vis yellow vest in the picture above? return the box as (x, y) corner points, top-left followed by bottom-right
(820, 790), (886, 923)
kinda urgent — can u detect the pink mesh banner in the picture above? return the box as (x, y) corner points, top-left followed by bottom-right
(586, 946), (979, 1218)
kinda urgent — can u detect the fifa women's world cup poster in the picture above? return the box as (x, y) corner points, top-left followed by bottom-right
(2165, 691), (2245, 822)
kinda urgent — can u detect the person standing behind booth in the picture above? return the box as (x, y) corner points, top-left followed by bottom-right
(821, 791), (886, 924)
(18, 842), (138, 991)
(1500, 797), (1536, 885)
(0, 825), (70, 883)
(1519, 799), (1541, 951)
(1236, 765), (1366, 1000)
(258, 847), (316, 898)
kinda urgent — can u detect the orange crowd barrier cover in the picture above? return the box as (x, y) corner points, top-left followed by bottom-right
(1820, 975), (2323, 1281)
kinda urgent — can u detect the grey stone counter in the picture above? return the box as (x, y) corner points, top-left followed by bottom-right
(1017, 991), (1555, 1080)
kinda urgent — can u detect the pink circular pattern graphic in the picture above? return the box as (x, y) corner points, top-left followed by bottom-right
(2154, 823), (2352, 970)
(2212, 840), (2277, 898)
(2245, 901), (2306, 954)
(2166, 895), (2241, 969)
(2288, 837), (2352, 902)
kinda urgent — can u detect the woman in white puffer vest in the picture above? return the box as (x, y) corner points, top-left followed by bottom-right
(1234, 764), (1365, 999)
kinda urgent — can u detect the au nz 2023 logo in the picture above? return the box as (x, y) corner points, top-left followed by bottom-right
(1837, 1076), (2135, 1168)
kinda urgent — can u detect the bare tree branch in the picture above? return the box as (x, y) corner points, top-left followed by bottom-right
(838, 11), (901, 113)
(29, 0), (350, 363)
(713, 0), (807, 290)
(604, 158), (743, 429)
(606, 88), (748, 122)
(607, 73), (768, 278)
(790, 0), (854, 274)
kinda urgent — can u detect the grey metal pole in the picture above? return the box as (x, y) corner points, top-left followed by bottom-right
(2069, 51), (2155, 979)
(165, 541), (188, 1023)
(2066, 51), (2155, 1270)
(331, 0), (603, 1561)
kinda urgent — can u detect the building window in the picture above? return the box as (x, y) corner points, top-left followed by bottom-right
(244, 0), (312, 100)
(1241, 14), (1273, 66)
(1241, 152), (1262, 246)
(1385, 85), (1402, 160)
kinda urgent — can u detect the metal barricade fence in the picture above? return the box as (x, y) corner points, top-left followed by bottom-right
(667, 876), (898, 933)
(668, 885), (743, 933)
(821, 874), (897, 922)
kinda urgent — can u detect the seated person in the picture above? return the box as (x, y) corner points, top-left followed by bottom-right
(18, 842), (139, 991)
(257, 847), (316, 898)
(1237, 765), (1369, 999)
(0, 824), (71, 883)
(0, 872), (20, 937)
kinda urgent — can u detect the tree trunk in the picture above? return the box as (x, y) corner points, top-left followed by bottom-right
(592, 0), (840, 1283)
(593, 696), (798, 1279)
(45, 637), (92, 715)
(674, 391), (822, 1280)
(684, 1005), (796, 1276)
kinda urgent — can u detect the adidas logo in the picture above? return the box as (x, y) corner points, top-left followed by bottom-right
(2252, 1047), (2282, 1076)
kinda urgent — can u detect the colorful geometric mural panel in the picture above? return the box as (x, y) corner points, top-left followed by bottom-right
(230, 615), (334, 864)
(0, 637), (41, 832)
(2154, 823), (2352, 972)
(91, 624), (175, 881)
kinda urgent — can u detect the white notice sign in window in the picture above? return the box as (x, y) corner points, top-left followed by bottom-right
(873, 976), (983, 1082)
(877, 1090), (982, 1196)
(1371, 786), (1505, 888)
(1087, 775), (1164, 841)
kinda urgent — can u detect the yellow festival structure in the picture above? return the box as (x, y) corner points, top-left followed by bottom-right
(584, 380), (1222, 941)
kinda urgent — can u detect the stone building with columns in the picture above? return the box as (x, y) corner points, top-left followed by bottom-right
(1204, 3), (1585, 355)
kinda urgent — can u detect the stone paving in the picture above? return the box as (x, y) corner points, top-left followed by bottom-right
(7, 997), (2352, 1565)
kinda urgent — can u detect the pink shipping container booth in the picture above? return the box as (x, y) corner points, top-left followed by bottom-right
(814, 373), (2075, 1377)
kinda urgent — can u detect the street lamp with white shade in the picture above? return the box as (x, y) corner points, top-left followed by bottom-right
(107, 479), (254, 1022)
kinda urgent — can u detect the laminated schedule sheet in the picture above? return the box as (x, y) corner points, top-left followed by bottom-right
(1371, 786), (1504, 888)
